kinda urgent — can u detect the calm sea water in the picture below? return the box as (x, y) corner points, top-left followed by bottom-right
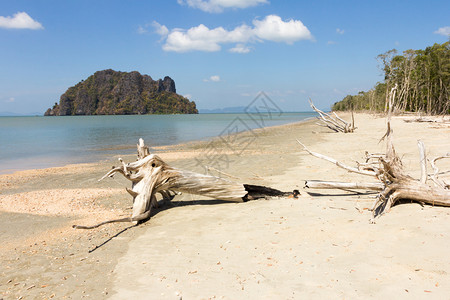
(0, 113), (314, 174)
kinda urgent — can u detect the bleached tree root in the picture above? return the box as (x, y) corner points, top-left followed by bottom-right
(299, 140), (450, 219)
(309, 99), (356, 133)
(73, 210), (153, 229)
(73, 139), (293, 229)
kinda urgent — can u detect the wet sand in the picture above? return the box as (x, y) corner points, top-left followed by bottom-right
(1, 113), (449, 299)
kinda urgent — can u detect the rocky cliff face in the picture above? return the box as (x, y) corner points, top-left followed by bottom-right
(45, 69), (197, 116)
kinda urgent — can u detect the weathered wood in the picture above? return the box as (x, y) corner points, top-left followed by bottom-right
(301, 85), (450, 219)
(300, 141), (450, 218)
(137, 138), (150, 160)
(297, 140), (376, 177)
(309, 99), (356, 133)
(73, 208), (153, 230)
(430, 153), (450, 189)
(74, 139), (294, 229)
(403, 116), (450, 123)
(418, 140), (427, 184)
(305, 180), (383, 191)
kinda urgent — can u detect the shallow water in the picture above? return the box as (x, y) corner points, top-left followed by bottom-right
(0, 112), (315, 173)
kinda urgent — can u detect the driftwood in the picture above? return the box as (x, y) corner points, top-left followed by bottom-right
(304, 180), (383, 191)
(403, 116), (450, 123)
(309, 99), (355, 133)
(299, 139), (450, 219)
(301, 87), (450, 219)
(73, 139), (293, 229)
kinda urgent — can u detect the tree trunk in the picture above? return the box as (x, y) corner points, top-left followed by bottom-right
(73, 139), (293, 229)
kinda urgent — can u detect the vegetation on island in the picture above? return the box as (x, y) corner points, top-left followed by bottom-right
(332, 41), (449, 114)
(45, 69), (198, 116)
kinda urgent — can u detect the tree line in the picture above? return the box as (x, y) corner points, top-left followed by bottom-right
(332, 41), (449, 114)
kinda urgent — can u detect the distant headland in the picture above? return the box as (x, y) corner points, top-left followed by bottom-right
(44, 69), (198, 116)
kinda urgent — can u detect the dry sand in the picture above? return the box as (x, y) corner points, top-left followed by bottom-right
(1, 113), (449, 299)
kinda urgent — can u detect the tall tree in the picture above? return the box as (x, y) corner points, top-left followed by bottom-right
(333, 41), (449, 115)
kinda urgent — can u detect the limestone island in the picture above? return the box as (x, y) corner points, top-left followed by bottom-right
(44, 69), (198, 116)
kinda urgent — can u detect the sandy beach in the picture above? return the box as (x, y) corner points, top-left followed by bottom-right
(1, 112), (449, 299)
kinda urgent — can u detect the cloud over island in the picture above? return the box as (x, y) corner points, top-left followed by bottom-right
(153, 15), (313, 53)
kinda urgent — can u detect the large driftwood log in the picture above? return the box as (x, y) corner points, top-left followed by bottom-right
(309, 99), (355, 133)
(301, 87), (450, 219)
(299, 140), (450, 219)
(74, 139), (292, 229)
(304, 180), (383, 191)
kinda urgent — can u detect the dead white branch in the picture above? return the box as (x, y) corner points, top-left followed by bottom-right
(309, 99), (356, 133)
(430, 153), (450, 189)
(299, 140), (450, 219)
(418, 140), (427, 184)
(305, 180), (383, 191)
(296, 140), (376, 177)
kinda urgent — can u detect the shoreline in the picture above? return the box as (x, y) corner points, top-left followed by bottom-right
(0, 116), (316, 196)
(0, 113), (315, 176)
(1, 112), (450, 299)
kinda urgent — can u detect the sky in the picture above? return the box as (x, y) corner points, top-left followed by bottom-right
(0, 0), (449, 114)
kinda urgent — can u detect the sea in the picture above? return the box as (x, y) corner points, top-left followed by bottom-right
(0, 112), (315, 174)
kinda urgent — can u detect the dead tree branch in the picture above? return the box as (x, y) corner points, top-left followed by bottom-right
(309, 99), (356, 133)
(299, 140), (450, 219)
(304, 180), (383, 191)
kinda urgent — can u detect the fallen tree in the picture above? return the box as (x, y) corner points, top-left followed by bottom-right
(403, 116), (450, 124)
(309, 99), (356, 133)
(300, 88), (450, 220)
(73, 139), (294, 229)
(299, 139), (450, 219)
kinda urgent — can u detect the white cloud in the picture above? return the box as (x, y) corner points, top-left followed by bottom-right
(162, 23), (253, 52)
(6, 97), (15, 103)
(204, 75), (221, 82)
(0, 12), (43, 30)
(210, 75), (221, 82)
(138, 21), (169, 36)
(252, 15), (312, 44)
(152, 21), (169, 36)
(336, 28), (345, 34)
(434, 26), (450, 36)
(156, 14), (313, 53)
(229, 43), (251, 53)
(177, 0), (268, 13)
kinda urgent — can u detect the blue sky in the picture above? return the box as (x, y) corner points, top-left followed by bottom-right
(1, 0), (449, 114)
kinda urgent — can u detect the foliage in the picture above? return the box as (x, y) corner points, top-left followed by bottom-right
(45, 69), (198, 115)
(333, 41), (450, 114)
